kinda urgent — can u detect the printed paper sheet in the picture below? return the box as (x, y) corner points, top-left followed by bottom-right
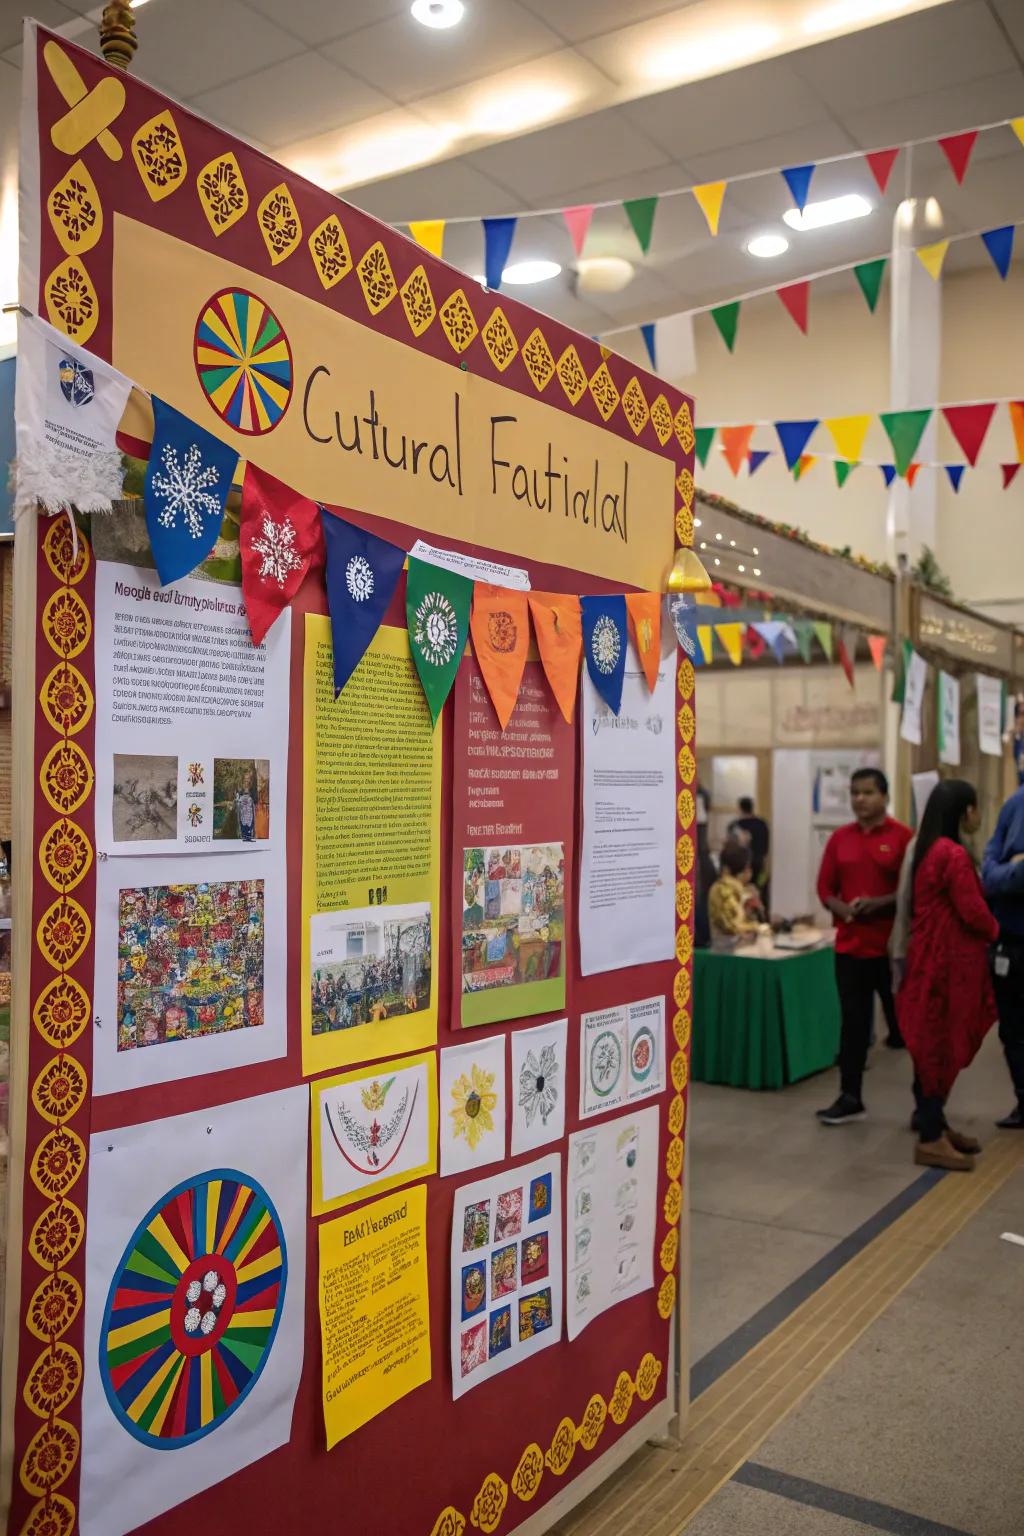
(510, 1017), (568, 1155)
(439, 1034), (507, 1177)
(579, 996), (665, 1119)
(310, 1050), (438, 1214)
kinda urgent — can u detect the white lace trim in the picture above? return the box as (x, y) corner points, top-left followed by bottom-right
(13, 441), (125, 519)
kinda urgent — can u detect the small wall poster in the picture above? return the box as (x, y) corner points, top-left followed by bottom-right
(510, 1017), (568, 1156)
(318, 1185), (430, 1447)
(310, 1051), (437, 1215)
(439, 1034), (507, 1177)
(579, 996), (665, 1119)
(450, 1151), (562, 1400)
(566, 1105), (659, 1341)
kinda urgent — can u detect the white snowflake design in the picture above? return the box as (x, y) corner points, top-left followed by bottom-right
(414, 590), (459, 667)
(346, 553), (374, 602)
(518, 1044), (560, 1128)
(150, 442), (222, 539)
(590, 613), (622, 675)
(251, 511), (304, 587)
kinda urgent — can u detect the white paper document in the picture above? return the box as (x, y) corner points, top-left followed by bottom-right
(510, 1017), (568, 1155)
(579, 659), (676, 975)
(579, 996), (665, 1119)
(977, 673), (1004, 757)
(899, 648), (928, 746)
(566, 1105), (659, 1341)
(93, 561), (290, 855)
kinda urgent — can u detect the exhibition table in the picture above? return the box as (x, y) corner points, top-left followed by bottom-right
(691, 940), (840, 1090)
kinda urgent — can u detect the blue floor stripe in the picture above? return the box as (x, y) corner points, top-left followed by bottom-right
(734, 1462), (977, 1536)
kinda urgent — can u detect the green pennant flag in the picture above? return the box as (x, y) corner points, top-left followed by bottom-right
(710, 302), (740, 352)
(853, 258), (886, 313)
(812, 620), (833, 661)
(793, 619), (815, 664)
(623, 196), (658, 253)
(880, 408), (932, 477)
(406, 557), (473, 727)
(834, 460), (855, 487)
(892, 637), (912, 705)
(694, 426), (716, 467)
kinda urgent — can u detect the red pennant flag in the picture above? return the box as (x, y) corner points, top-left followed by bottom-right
(1002, 463), (1022, 489)
(865, 147), (899, 194)
(868, 635), (887, 672)
(938, 130), (977, 185)
(720, 424), (755, 475)
(942, 402), (996, 466)
(905, 462), (922, 486)
(240, 463), (323, 645)
(777, 280), (810, 334)
(837, 626), (857, 688)
(625, 592), (662, 692)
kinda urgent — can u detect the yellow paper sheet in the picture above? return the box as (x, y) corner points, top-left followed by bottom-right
(301, 621), (441, 1074)
(319, 1184), (431, 1448)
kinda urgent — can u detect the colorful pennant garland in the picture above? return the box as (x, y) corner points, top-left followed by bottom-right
(409, 220), (445, 258)
(482, 217), (517, 290)
(625, 591), (663, 692)
(775, 419), (819, 471)
(239, 463), (322, 646)
(563, 204), (594, 256)
(781, 164), (815, 212)
(406, 556), (473, 726)
(624, 196), (658, 254)
(581, 594), (628, 714)
(145, 397), (238, 587)
(528, 592), (583, 724)
(469, 584), (530, 730)
(982, 225), (1015, 279)
(777, 281), (810, 334)
(710, 301), (740, 352)
(692, 181), (726, 236)
(320, 507), (407, 696)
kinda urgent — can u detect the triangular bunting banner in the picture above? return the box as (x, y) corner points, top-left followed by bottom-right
(853, 258), (886, 313)
(482, 216), (517, 289)
(720, 424), (755, 476)
(837, 625), (858, 688)
(625, 591), (662, 692)
(916, 239), (949, 280)
(239, 463), (322, 646)
(881, 464), (897, 487)
(794, 619), (814, 664)
(942, 402), (995, 466)
(1002, 463), (1022, 489)
(710, 301), (740, 352)
(714, 622), (743, 667)
(938, 130), (977, 184)
(624, 196), (658, 254)
(781, 163), (815, 211)
(1009, 401), (1024, 462)
(834, 460), (854, 488)
(1012, 117), (1024, 149)
(825, 413), (871, 463)
(905, 462), (922, 487)
(320, 508), (406, 696)
(753, 621), (788, 664)
(562, 204), (594, 257)
(640, 322), (657, 370)
(692, 180), (726, 236)
(408, 219), (445, 258)
(793, 454), (816, 481)
(470, 584), (530, 730)
(406, 556), (473, 726)
(145, 397), (238, 586)
(694, 426), (716, 467)
(945, 464), (965, 492)
(880, 408), (932, 477)
(777, 281), (810, 334)
(745, 625), (766, 663)
(697, 625), (714, 666)
(775, 418), (819, 470)
(981, 225), (1015, 279)
(865, 147), (899, 194)
(748, 449), (771, 475)
(654, 312), (696, 377)
(868, 634), (887, 671)
(813, 621), (833, 661)
(528, 592), (582, 724)
(581, 594), (629, 714)
(667, 593), (699, 659)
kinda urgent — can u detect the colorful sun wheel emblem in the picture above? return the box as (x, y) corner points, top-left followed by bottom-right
(193, 289), (293, 435)
(100, 1169), (287, 1448)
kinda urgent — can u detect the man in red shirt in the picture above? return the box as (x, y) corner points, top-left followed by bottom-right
(816, 768), (913, 1125)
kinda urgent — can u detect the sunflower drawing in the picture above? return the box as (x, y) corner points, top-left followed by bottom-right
(450, 1064), (498, 1149)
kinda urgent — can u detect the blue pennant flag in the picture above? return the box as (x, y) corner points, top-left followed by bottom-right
(320, 507), (407, 695)
(981, 225), (1014, 279)
(774, 419), (819, 471)
(145, 397), (239, 586)
(781, 164), (815, 212)
(880, 463), (897, 487)
(482, 216), (517, 289)
(753, 620), (788, 663)
(640, 322), (657, 370)
(945, 464), (965, 493)
(668, 593), (699, 659)
(748, 448), (771, 476)
(581, 594), (628, 715)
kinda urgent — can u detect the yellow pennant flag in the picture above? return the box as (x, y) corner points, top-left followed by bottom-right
(715, 622), (744, 666)
(824, 414), (871, 463)
(916, 239), (949, 281)
(409, 219), (445, 258)
(692, 181), (726, 237)
(697, 625), (714, 665)
(1011, 117), (1024, 149)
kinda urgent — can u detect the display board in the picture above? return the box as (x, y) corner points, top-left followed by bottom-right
(2, 24), (698, 1536)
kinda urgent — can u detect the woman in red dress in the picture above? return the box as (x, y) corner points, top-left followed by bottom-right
(898, 780), (999, 1171)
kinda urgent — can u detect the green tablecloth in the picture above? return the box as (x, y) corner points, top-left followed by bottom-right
(691, 945), (840, 1090)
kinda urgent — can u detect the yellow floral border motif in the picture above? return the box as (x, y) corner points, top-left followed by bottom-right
(470, 1471), (508, 1533)
(544, 1416), (576, 1476)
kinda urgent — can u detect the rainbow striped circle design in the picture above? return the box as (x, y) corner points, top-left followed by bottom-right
(100, 1170), (287, 1448)
(193, 289), (293, 435)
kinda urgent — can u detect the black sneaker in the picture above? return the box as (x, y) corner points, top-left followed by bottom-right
(995, 1106), (1024, 1129)
(817, 1094), (866, 1125)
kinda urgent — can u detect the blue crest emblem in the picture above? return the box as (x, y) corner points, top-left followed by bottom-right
(58, 355), (94, 408)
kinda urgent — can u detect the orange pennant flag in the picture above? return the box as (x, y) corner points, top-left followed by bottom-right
(720, 424), (755, 476)
(625, 592), (662, 691)
(528, 592), (583, 724)
(1008, 400), (1024, 462)
(868, 634), (887, 671)
(470, 584), (530, 730)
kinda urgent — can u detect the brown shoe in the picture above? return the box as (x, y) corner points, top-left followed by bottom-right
(945, 1126), (981, 1155)
(915, 1134), (975, 1171)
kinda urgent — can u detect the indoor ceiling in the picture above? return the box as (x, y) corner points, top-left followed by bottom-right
(2, 0), (1024, 344)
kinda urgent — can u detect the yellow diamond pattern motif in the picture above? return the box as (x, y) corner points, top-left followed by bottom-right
(675, 400), (696, 453)
(47, 159), (103, 257)
(522, 328), (555, 392)
(308, 214), (352, 289)
(131, 110), (187, 203)
(400, 265), (436, 337)
(589, 362), (620, 421)
(650, 393), (674, 445)
(439, 289), (479, 353)
(557, 345), (587, 405)
(196, 151), (248, 235)
(481, 307), (518, 372)
(621, 376), (650, 436)
(257, 182), (302, 265)
(357, 241), (398, 315)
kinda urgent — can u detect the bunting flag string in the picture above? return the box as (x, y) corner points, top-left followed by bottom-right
(865, 147), (899, 194)
(710, 301), (740, 353)
(694, 426), (716, 468)
(640, 322), (657, 370)
(777, 281), (810, 334)
(867, 635), (887, 672)
(781, 164), (815, 212)
(720, 423), (755, 475)
(528, 593), (582, 724)
(747, 448), (771, 476)
(982, 224), (1015, 279)
(407, 556), (473, 726)
(792, 454), (816, 481)
(145, 397), (238, 587)
(562, 204), (594, 256)
(470, 584), (530, 729)
(834, 460), (854, 488)
(482, 216), (517, 290)
(776, 419), (819, 471)
(239, 463), (322, 646)
(408, 219), (445, 258)
(581, 595), (629, 713)
(321, 507), (407, 696)
(692, 181), (726, 236)
(881, 464), (897, 487)
(624, 196), (658, 254)
(625, 591), (663, 692)
(915, 239), (949, 281)
(945, 464), (965, 492)
(942, 403), (996, 466)
(938, 130), (977, 185)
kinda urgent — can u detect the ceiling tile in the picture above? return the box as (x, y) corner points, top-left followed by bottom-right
(466, 106), (672, 202)
(351, 157), (527, 222)
(517, 0), (696, 45)
(134, 0), (302, 98)
(682, 121), (858, 188)
(990, 0), (1024, 54)
(241, 0), (407, 47)
(622, 59), (832, 161)
(2, 3), (80, 54)
(322, 0), (565, 103)
(841, 71), (1024, 149)
(190, 52), (391, 148)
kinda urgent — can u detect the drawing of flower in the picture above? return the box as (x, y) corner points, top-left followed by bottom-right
(590, 613), (621, 674)
(450, 1064), (498, 1149)
(518, 1043), (559, 1127)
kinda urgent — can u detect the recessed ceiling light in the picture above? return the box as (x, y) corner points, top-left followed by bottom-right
(472, 259), (562, 287)
(783, 194), (872, 231)
(466, 86), (570, 136)
(747, 232), (789, 259)
(575, 256), (635, 294)
(411, 0), (465, 28)
(801, 0), (911, 36)
(644, 24), (782, 82)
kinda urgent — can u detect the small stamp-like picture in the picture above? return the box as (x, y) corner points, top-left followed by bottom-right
(460, 1321), (488, 1377)
(494, 1188), (523, 1241)
(518, 1287), (553, 1341)
(521, 1232), (549, 1284)
(461, 1260), (487, 1321)
(112, 754), (178, 842)
(490, 1243), (518, 1300)
(462, 1200), (491, 1252)
(529, 1172), (552, 1223)
(488, 1305), (512, 1358)
(212, 757), (270, 842)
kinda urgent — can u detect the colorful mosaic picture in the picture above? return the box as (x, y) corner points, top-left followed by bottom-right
(460, 1320), (487, 1378)
(100, 1169), (287, 1447)
(193, 288), (293, 436)
(311, 902), (431, 1035)
(489, 1305), (512, 1358)
(116, 879), (264, 1052)
(112, 753), (178, 842)
(494, 1188), (523, 1241)
(518, 1287), (553, 1341)
(212, 757), (270, 842)
(521, 1232), (549, 1284)
(461, 1260), (486, 1321)
(462, 1201), (491, 1252)
(461, 843), (564, 995)
(529, 1172), (553, 1223)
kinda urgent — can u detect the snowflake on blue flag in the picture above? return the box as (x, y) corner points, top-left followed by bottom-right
(145, 397), (239, 585)
(581, 594), (628, 715)
(320, 506), (407, 695)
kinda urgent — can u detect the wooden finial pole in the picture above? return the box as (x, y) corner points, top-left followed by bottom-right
(99, 0), (138, 70)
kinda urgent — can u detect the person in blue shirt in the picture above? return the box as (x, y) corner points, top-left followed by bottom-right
(981, 783), (1024, 1128)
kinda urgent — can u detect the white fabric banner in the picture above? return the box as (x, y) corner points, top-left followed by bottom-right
(938, 671), (961, 766)
(977, 673), (1004, 757)
(899, 649), (928, 746)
